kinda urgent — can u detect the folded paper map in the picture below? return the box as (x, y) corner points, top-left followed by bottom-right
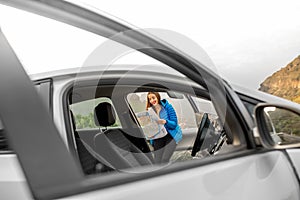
(136, 108), (167, 139)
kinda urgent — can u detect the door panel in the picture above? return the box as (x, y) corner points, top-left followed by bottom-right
(0, 23), (83, 199)
(0, 155), (31, 199)
(66, 151), (299, 200)
(286, 149), (300, 178)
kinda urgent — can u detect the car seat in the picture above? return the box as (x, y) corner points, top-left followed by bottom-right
(70, 111), (112, 174)
(70, 111), (99, 174)
(93, 102), (153, 171)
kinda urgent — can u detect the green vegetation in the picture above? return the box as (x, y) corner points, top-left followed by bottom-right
(71, 97), (121, 129)
(269, 108), (300, 136)
(75, 113), (97, 129)
(74, 113), (120, 129)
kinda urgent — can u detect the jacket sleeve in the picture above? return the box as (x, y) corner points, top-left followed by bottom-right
(165, 104), (178, 130)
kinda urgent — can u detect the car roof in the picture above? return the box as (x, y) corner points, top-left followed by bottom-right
(31, 65), (300, 110)
(30, 64), (184, 81)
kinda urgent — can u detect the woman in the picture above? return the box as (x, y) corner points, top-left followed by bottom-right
(146, 91), (182, 164)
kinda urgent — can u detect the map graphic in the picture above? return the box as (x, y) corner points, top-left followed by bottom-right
(136, 108), (167, 139)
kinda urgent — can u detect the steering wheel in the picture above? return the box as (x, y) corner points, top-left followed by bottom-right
(208, 129), (226, 154)
(191, 113), (211, 157)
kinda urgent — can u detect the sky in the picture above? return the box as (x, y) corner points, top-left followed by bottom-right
(81, 0), (300, 89)
(1, 0), (300, 90)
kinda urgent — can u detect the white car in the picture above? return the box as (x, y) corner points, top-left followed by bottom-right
(0, 1), (300, 199)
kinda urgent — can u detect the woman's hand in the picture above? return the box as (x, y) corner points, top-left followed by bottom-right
(157, 119), (166, 124)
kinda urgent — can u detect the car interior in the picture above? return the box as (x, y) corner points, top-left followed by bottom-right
(67, 79), (229, 175)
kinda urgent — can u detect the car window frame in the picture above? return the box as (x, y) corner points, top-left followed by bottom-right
(62, 72), (251, 166)
(0, 26), (83, 199)
(34, 78), (53, 116)
(0, 78), (53, 153)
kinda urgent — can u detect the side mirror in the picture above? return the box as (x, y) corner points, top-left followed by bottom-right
(254, 103), (300, 149)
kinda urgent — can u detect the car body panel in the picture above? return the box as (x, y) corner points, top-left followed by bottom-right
(43, 67), (300, 199)
(0, 154), (31, 199)
(233, 84), (300, 182)
(233, 83), (300, 109)
(287, 149), (300, 179)
(65, 151), (299, 200)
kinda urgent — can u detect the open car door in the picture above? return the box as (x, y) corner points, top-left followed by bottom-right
(0, 25), (83, 199)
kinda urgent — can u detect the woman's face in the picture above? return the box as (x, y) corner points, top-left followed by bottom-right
(148, 93), (159, 106)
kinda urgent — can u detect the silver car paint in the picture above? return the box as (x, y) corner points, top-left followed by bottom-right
(0, 0), (299, 198)
(0, 155), (31, 199)
(46, 67), (300, 199)
(65, 151), (299, 200)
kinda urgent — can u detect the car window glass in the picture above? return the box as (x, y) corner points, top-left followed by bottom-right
(0, 4), (106, 75)
(67, 54), (234, 175)
(128, 92), (198, 132)
(242, 101), (256, 116)
(70, 97), (121, 130)
(126, 91), (226, 163)
(190, 96), (222, 129)
(0, 4), (172, 76)
(0, 2), (244, 186)
(191, 96), (217, 115)
(237, 94), (261, 118)
(62, 23), (242, 174)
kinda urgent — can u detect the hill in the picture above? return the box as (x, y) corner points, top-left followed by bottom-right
(259, 55), (300, 103)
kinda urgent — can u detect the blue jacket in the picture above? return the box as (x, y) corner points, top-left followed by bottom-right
(159, 99), (182, 144)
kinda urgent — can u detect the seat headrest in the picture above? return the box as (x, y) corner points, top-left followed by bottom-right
(94, 102), (116, 127)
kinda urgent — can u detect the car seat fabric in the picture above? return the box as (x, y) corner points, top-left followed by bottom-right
(93, 102), (153, 170)
(70, 111), (100, 174)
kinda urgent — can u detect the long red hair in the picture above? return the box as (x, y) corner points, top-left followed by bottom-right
(146, 92), (161, 110)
